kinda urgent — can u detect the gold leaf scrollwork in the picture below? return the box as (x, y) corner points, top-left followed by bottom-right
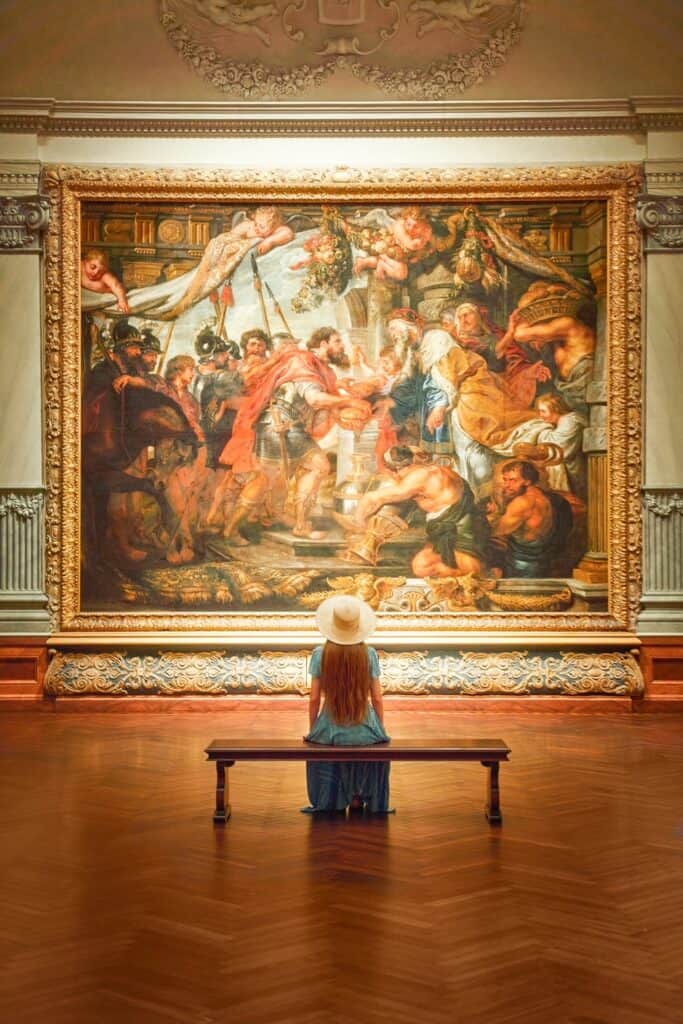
(44, 649), (644, 697)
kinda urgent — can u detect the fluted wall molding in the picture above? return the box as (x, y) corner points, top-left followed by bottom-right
(0, 489), (49, 632)
(642, 489), (683, 592)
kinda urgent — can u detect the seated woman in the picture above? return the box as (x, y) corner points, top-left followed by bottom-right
(303, 595), (392, 814)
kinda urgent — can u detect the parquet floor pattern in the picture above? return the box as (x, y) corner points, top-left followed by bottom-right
(0, 704), (681, 1024)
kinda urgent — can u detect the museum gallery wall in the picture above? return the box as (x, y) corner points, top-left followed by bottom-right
(38, 164), (645, 699)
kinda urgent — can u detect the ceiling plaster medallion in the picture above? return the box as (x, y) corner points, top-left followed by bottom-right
(159, 0), (528, 99)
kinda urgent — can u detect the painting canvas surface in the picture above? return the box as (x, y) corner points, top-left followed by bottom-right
(80, 198), (605, 616)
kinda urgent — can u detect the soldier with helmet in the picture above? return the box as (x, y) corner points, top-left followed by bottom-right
(139, 327), (165, 382)
(83, 318), (146, 434)
(191, 326), (245, 468)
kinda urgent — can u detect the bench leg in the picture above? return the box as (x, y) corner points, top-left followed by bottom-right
(213, 760), (234, 824)
(482, 760), (503, 825)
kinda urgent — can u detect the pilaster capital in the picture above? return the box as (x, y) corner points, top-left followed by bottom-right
(0, 490), (44, 519)
(636, 194), (683, 251)
(0, 195), (50, 252)
(642, 488), (683, 518)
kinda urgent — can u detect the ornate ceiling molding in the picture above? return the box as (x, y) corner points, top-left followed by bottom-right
(636, 194), (683, 251)
(0, 195), (50, 252)
(1, 97), (682, 137)
(158, 0), (527, 101)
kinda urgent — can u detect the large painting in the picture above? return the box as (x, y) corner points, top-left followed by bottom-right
(44, 165), (642, 638)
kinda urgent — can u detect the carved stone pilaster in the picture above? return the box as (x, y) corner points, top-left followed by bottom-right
(638, 488), (683, 634)
(0, 195), (50, 252)
(636, 195), (683, 251)
(0, 489), (50, 633)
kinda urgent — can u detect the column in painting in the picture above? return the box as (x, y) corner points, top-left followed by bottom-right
(637, 176), (683, 634)
(334, 274), (394, 487)
(0, 171), (50, 633)
(572, 245), (609, 598)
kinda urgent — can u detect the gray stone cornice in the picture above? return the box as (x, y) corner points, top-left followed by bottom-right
(0, 95), (682, 137)
(0, 161), (41, 195)
(636, 194), (683, 251)
(644, 160), (683, 195)
(0, 195), (50, 252)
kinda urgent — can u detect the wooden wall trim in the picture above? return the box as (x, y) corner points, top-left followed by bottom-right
(2, 638), (681, 710)
(2, 695), (636, 713)
(0, 637), (48, 700)
(638, 636), (683, 711)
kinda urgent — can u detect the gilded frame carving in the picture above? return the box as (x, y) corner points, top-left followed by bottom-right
(43, 162), (643, 645)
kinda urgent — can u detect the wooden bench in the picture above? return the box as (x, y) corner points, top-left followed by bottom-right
(205, 738), (511, 825)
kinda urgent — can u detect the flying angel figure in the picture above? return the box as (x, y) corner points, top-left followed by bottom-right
(193, 0), (278, 46)
(346, 206), (438, 282)
(406, 0), (516, 39)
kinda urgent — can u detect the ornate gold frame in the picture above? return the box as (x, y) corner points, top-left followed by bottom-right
(44, 163), (643, 646)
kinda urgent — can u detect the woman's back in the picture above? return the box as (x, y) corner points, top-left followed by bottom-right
(303, 596), (392, 812)
(307, 641), (387, 746)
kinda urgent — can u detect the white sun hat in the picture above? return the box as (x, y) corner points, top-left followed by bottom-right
(315, 595), (377, 646)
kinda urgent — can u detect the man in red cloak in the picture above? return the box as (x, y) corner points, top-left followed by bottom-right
(216, 327), (360, 542)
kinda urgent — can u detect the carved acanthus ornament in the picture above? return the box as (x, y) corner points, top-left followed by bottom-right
(636, 195), (683, 250)
(0, 195), (50, 251)
(643, 490), (683, 518)
(0, 491), (44, 519)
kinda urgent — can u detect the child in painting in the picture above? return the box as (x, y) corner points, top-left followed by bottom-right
(353, 205), (436, 282)
(303, 595), (393, 814)
(165, 206), (295, 319)
(81, 247), (131, 312)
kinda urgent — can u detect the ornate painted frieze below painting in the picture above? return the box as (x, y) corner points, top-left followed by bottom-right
(43, 164), (642, 642)
(158, 0), (528, 98)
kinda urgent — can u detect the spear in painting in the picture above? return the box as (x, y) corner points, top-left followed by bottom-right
(157, 321), (176, 375)
(251, 252), (272, 339)
(216, 279), (234, 341)
(264, 280), (294, 336)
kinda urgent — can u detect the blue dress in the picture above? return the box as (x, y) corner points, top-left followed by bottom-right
(303, 645), (392, 813)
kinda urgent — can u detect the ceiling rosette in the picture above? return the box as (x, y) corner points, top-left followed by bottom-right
(159, 0), (528, 99)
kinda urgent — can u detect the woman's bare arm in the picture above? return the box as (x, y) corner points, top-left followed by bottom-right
(370, 677), (384, 725)
(308, 676), (321, 730)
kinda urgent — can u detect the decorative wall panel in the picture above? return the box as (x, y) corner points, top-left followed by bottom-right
(44, 647), (643, 697)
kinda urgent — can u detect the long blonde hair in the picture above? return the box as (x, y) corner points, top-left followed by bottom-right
(320, 641), (372, 726)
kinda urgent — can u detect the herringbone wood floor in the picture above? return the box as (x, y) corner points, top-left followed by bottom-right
(0, 703), (681, 1024)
